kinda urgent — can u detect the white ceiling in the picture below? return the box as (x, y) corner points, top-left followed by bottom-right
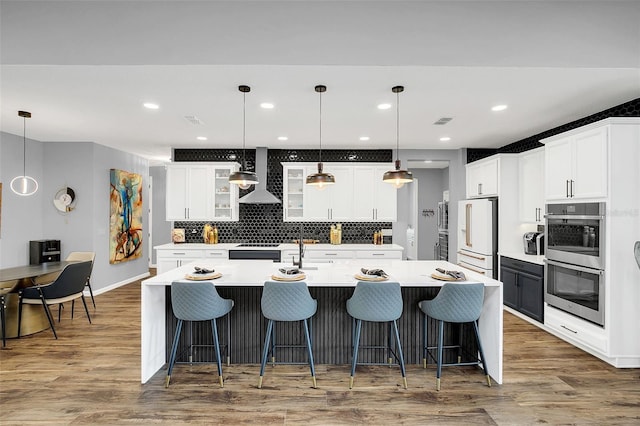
(1, 1), (639, 165)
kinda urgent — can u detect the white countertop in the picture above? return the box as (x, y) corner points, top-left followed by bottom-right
(155, 243), (404, 251)
(499, 252), (545, 266)
(143, 259), (501, 288)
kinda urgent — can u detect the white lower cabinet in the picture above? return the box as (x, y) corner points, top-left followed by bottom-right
(157, 250), (204, 274)
(545, 305), (607, 353)
(355, 250), (402, 260)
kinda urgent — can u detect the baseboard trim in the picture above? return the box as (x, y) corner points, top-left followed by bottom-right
(85, 271), (151, 297)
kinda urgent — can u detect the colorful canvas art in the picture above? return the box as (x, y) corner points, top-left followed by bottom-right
(109, 169), (143, 264)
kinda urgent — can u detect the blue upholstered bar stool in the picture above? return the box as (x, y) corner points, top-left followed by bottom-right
(258, 281), (317, 389)
(419, 283), (491, 391)
(166, 281), (234, 388)
(347, 281), (407, 389)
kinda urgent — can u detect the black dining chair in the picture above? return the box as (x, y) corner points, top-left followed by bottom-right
(17, 261), (93, 339)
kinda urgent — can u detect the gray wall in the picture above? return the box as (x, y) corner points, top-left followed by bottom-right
(150, 165), (171, 265)
(0, 132), (45, 267)
(411, 168), (444, 260)
(1, 132), (150, 293)
(393, 148), (466, 261)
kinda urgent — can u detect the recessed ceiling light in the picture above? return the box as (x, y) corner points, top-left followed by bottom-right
(377, 103), (392, 110)
(143, 102), (159, 110)
(196, 136), (207, 141)
(439, 137), (451, 142)
(277, 136), (288, 141)
(491, 104), (508, 112)
(260, 103), (275, 109)
(359, 136), (370, 141)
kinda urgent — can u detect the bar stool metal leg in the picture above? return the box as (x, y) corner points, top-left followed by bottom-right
(303, 318), (317, 388)
(349, 319), (363, 389)
(258, 320), (274, 389)
(166, 319), (184, 387)
(211, 318), (224, 388)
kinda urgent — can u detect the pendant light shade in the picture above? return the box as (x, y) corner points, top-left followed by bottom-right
(229, 85), (259, 189)
(383, 86), (413, 189)
(306, 85), (335, 190)
(10, 110), (38, 196)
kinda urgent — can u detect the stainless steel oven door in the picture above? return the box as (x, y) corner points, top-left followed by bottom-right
(545, 205), (605, 269)
(545, 259), (604, 326)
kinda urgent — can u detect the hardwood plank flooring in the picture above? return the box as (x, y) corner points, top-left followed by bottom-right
(1, 273), (639, 425)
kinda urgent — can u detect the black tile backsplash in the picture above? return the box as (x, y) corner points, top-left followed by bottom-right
(467, 97), (640, 163)
(173, 149), (393, 245)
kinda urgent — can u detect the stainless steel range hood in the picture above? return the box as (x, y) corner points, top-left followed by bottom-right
(238, 147), (281, 204)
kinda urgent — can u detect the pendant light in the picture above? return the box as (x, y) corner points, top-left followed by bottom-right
(10, 111), (39, 196)
(383, 86), (413, 189)
(229, 85), (259, 190)
(306, 84), (335, 190)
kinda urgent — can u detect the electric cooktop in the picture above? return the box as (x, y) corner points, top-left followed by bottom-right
(235, 243), (281, 247)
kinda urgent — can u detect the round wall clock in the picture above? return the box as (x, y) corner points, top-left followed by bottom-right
(53, 187), (76, 212)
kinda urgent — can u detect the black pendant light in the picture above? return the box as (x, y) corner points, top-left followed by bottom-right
(383, 85), (413, 189)
(10, 110), (38, 196)
(229, 85), (259, 190)
(306, 85), (335, 190)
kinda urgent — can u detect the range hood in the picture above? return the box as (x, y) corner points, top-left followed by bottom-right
(238, 147), (281, 204)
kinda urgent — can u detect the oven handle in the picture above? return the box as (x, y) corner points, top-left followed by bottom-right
(544, 259), (604, 275)
(543, 214), (604, 220)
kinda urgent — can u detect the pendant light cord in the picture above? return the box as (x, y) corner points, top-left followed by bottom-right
(242, 90), (247, 171)
(396, 89), (400, 165)
(22, 115), (27, 175)
(319, 88), (323, 163)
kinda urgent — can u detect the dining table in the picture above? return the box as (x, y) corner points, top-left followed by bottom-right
(0, 261), (74, 338)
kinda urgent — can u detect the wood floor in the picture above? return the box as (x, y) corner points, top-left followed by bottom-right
(1, 274), (639, 425)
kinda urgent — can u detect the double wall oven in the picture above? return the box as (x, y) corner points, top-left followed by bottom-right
(545, 202), (605, 326)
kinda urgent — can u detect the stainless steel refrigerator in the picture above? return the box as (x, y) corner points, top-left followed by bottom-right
(457, 198), (498, 278)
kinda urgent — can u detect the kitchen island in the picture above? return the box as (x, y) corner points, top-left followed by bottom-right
(141, 259), (503, 385)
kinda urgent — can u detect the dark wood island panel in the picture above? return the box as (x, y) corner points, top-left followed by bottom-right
(164, 286), (478, 365)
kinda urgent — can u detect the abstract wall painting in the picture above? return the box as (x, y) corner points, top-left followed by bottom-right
(109, 169), (143, 264)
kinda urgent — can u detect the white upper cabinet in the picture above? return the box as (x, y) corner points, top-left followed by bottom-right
(282, 163), (397, 222)
(352, 165), (397, 221)
(283, 166), (306, 221)
(466, 157), (499, 198)
(544, 126), (608, 200)
(166, 162), (239, 221)
(212, 164), (239, 221)
(304, 164), (354, 221)
(518, 148), (545, 222)
(166, 164), (211, 221)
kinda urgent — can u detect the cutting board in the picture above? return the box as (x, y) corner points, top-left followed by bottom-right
(430, 272), (464, 281)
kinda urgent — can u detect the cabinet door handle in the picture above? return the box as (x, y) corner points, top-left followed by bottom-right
(465, 203), (472, 247)
(324, 253), (338, 256)
(478, 183), (482, 195)
(561, 325), (578, 334)
(185, 207), (188, 219)
(570, 180), (575, 198)
(566, 180), (569, 198)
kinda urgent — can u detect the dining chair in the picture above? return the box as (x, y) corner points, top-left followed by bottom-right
(17, 261), (93, 339)
(419, 283), (491, 391)
(346, 280), (407, 389)
(31, 251), (96, 308)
